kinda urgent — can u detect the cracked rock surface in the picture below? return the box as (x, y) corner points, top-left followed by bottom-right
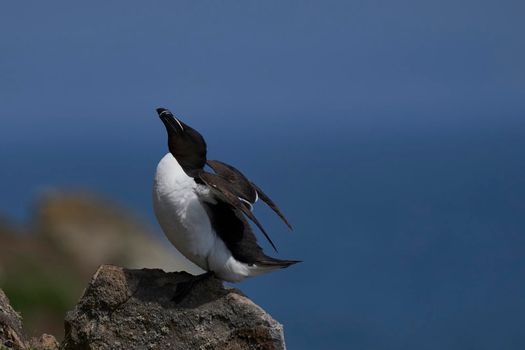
(62, 265), (286, 350)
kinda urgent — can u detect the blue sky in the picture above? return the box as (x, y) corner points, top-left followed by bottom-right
(1, 1), (525, 349)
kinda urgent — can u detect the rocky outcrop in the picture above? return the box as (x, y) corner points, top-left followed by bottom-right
(0, 191), (202, 336)
(0, 289), (25, 350)
(1, 266), (286, 350)
(63, 265), (286, 350)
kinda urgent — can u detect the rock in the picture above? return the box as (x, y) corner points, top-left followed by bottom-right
(29, 334), (59, 350)
(63, 265), (286, 350)
(0, 289), (25, 350)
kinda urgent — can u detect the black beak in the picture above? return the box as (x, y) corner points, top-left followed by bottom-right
(156, 107), (184, 133)
(156, 107), (169, 115)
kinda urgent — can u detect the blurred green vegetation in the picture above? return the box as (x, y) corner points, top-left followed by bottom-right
(1, 257), (82, 320)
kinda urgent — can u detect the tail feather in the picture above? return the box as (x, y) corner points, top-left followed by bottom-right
(257, 257), (302, 269)
(244, 257), (301, 278)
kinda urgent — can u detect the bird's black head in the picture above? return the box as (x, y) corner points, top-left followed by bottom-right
(156, 107), (207, 177)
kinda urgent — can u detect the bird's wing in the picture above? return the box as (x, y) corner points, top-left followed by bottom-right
(200, 196), (266, 265)
(206, 159), (293, 230)
(200, 195), (299, 267)
(206, 160), (257, 207)
(249, 181), (293, 230)
(198, 171), (278, 252)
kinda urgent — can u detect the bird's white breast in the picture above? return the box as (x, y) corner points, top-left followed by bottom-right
(152, 153), (215, 269)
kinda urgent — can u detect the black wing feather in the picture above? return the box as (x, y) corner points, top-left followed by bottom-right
(202, 199), (264, 264)
(250, 182), (293, 230)
(202, 199), (300, 268)
(207, 159), (293, 230)
(206, 160), (257, 203)
(199, 171), (278, 252)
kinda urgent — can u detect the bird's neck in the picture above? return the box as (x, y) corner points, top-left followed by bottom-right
(154, 153), (194, 195)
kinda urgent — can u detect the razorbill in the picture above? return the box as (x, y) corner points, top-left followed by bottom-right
(153, 107), (300, 283)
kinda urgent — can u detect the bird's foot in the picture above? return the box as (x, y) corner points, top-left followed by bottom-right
(171, 271), (214, 303)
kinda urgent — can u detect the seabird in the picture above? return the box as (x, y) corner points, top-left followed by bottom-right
(153, 107), (300, 283)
